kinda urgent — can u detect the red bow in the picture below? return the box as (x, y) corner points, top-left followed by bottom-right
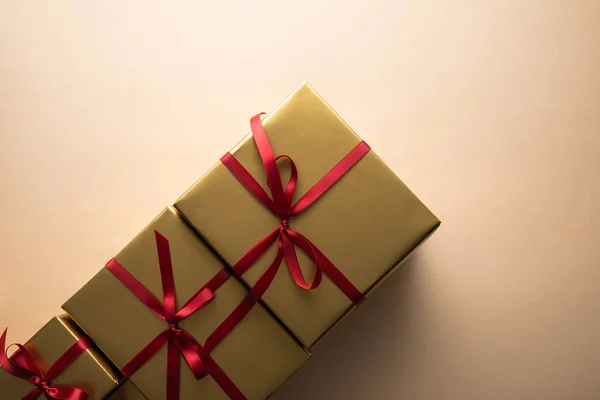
(0, 329), (91, 400)
(221, 113), (370, 304)
(106, 230), (246, 400)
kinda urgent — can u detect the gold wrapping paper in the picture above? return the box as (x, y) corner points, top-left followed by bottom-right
(0, 315), (119, 399)
(106, 381), (147, 400)
(63, 207), (309, 400)
(175, 82), (440, 348)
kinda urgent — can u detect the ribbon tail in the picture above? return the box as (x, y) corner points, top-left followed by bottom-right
(174, 332), (207, 380)
(166, 338), (181, 400)
(154, 231), (177, 322)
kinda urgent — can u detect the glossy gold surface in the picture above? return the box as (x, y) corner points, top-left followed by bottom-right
(63, 208), (309, 400)
(175, 83), (440, 348)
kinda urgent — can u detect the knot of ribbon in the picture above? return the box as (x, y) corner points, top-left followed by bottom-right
(105, 230), (247, 400)
(0, 329), (91, 400)
(221, 113), (371, 303)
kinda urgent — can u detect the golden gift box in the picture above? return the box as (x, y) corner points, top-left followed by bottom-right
(63, 207), (308, 400)
(175, 82), (440, 348)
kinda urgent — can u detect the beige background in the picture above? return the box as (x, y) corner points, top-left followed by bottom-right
(0, 1), (598, 399)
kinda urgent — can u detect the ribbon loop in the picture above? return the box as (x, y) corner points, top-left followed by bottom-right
(274, 154), (298, 212)
(222, 114), (369, 304)
(250, 113), (287, 209)
(281, 229), (322, 290)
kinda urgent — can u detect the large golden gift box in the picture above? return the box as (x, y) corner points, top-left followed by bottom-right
(63, 207), (309, 400)
(175, 82), (440, 349)
(0, 315), (119, 399)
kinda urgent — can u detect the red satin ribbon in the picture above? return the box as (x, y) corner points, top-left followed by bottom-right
(105, 230), (247, 400)
(220, 113), (370, 304)
(0, 329), (91, 400)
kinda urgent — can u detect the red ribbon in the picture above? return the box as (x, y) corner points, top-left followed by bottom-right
(220, 113), (370, 304)
(0, 328), (91, 400)
(106, 230), (247, 400)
